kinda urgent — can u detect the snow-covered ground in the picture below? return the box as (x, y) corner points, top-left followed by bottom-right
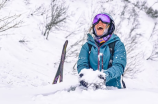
(0, 0), (158, 104)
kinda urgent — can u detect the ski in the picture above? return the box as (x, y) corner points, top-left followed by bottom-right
(53, 40), (68, 84)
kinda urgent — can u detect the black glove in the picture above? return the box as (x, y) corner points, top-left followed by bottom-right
(98, 74), (105, 80)
(80, 80), (88, 88)
(79, 73), (84, 78)
(79, 73), (88, 88)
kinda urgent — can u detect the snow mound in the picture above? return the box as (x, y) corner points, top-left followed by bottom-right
(79, 69), (106, 89)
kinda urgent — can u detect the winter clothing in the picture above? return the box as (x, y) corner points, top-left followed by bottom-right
(94, 34), (111, 43)
(77, 33), (127, 89)
(77, 13), (126, 89)
(92, 13), (111, 25)
(80, 80), (88, 88)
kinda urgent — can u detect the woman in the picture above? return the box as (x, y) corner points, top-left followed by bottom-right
(77, 13), (127, 89)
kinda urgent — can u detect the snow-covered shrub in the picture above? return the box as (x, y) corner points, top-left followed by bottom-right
(123, 0), (158, 18)
(147, 22), (158, 60)
(146, 7), (158, 18)
(0, 0), (23, 33)
(43, 0), (69, 39)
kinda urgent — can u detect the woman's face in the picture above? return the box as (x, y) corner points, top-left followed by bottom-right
(94, 21), (108, 36)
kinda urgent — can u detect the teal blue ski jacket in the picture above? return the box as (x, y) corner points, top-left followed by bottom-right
(77, 33), (127, 89)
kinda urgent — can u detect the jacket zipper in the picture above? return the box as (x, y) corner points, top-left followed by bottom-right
(98, 47), (100, 71)
(96, 43), (105, 71)
(102, 55), (103, 70)
(91, 35), (113, 71)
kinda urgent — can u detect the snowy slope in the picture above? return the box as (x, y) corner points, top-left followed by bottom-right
(1, 85), (158, 104)
(0, 0), (158, 104)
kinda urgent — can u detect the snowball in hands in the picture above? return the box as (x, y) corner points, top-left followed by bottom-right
(79, 69), (106, 88)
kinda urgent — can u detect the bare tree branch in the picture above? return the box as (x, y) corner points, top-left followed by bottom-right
(43, 0), (69, 39)
(0, 0), (7, 10)
(0, 1), (23, 33)
(0, 14), (23, 32)
(147, 22), (158, 60)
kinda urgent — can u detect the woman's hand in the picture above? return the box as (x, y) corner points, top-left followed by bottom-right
(78, 69), (106, 89)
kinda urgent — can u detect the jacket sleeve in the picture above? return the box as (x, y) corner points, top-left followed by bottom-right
(77, 43), (90, 73)
(104, 41), (127, 82)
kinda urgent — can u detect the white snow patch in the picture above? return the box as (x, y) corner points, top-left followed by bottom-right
(98, 53), (103, 61)
(0, 0), (158, 104)
(79, 69), (106, 88)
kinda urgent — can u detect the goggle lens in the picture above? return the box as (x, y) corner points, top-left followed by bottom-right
(93, 14), (111, 25)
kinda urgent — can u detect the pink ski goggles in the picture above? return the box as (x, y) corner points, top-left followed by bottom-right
(93, 13), (111, 25)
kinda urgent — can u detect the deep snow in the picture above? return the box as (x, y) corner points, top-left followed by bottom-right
(0, 0), (158, 104)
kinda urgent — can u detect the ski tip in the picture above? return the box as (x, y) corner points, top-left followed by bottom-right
(65, 40), (68, 46)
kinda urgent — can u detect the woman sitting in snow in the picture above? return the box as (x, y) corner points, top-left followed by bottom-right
(77, 13), (127, 89)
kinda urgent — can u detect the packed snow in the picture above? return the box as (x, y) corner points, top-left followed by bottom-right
(0, 0), (158, 104)
(79, 69), (106, 89)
